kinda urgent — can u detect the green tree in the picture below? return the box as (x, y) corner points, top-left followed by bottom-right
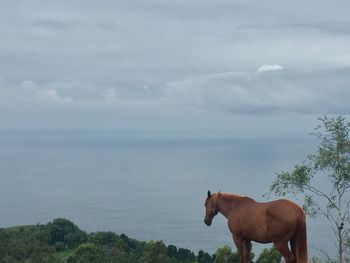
(255, 247), (282, 263)
(1, 255), (18, 263)
(176, 247), (196, 262)
(108, 239), (132, 263)
(67, 243), (106, 263)
(48, 218), (87, 250)
(88, 231), (119, 248)
(213, 245), (240, 263)
(310, 255), (327, 263)
(197, 249), (213, 263)
(270, 116), (350, 263)
(0, 229), (10, 260)
(167, 244), (178, 259)
(119, 233), (146, 261)
(139, 240), (170, 263)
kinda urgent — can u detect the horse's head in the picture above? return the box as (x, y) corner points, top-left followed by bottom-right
(204, 190), (219, 226)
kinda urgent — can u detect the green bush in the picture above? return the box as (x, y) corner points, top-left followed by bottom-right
(48, 218), (87, 249)
(67, 243), (106, 263)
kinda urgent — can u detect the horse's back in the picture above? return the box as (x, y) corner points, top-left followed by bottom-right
(266, 199), (303, 217)
(264, 199), (304, 242)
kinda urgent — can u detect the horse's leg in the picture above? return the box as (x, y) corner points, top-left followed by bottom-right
(274, 241), (296, 263)
(243, 240), (252, 263)
(232, 235), (244, 263)
(290, 237), (296, 259)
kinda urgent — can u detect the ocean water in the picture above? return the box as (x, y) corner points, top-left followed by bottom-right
(0, 131), (329, 255)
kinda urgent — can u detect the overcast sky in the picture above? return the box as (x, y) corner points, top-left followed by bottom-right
(1, 0), (350, 136)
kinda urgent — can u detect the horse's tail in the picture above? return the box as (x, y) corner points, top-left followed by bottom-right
(295, 209), (308, 263)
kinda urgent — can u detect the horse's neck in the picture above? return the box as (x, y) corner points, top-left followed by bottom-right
(217, 194), (243, 219)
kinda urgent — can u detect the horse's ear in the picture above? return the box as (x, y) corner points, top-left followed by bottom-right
(207, 190), (211, 198)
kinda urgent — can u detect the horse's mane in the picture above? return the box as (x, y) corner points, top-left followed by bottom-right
(217, 193), (246, 207)
(220, 192), (243, 200)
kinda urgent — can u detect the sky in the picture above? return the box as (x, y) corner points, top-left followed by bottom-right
(1, 0), (350, 136)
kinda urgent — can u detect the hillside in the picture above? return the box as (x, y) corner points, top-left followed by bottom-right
(0, 218), (280, 263)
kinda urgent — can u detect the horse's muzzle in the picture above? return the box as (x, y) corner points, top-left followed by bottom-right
(204, 218), (212, 226)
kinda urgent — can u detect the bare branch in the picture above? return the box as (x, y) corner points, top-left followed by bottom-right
(312, 245), (335, 263)
(341, 199), (350, 223)
(304, 183), (339, 211)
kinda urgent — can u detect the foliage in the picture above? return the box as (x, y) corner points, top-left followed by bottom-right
(310, 256), (325, 263)
(166, 245), (196, 263)
(0, 225), (55, 262)
(67, 243), (105, 263)
(197, 249), (213, 263)
(139, 240), (170, 263)
(0, 218), (289, 263)
(255, 247), (282, 263)
(88, 231), (119, 248)
(213, 245), (240, 263)
(270, 116), (350, 263)
(48, 218), (88, 250)
(107, 239), (132, 263)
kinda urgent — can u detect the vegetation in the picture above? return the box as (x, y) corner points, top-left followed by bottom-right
(255, 247), (282, 263)
(0, 218), (281, 263)
(270, 116), (350, 263)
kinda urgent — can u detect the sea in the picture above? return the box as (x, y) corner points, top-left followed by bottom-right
(0, 130), (332, 256)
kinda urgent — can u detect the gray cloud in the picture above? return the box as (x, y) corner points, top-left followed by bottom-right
(164, 67), (350, 115)
(288, 21), (350, 35)
(32, 19), (76, 31)
(2, 67), (349, 115)
(1, 0), (350, 131)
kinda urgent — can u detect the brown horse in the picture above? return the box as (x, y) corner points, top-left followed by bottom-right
(204, 191), (307, 263)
